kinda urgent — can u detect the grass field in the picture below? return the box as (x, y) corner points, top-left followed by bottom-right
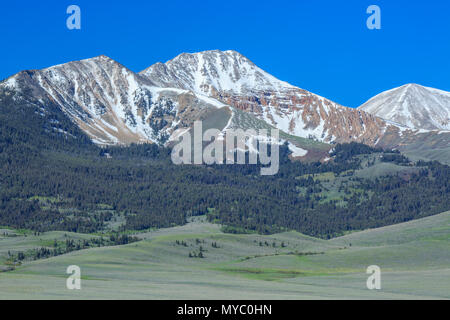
(0, 212), (449, 299)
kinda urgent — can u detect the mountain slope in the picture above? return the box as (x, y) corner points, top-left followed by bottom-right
(1, 54), (332, 161)
(1, 55), (230, 145)
(2, 52), (449, 164)
(0, 82), (95, 155)
(141, 50), (392, 146)
(359, 83), (450, 130)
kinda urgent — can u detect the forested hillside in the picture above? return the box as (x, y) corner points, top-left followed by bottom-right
(0, 88), (449, 238)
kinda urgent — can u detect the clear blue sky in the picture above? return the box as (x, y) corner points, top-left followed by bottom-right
(1, 0), (449, 108)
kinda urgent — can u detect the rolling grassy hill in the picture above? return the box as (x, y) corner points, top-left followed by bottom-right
(1, 212), (449, 299)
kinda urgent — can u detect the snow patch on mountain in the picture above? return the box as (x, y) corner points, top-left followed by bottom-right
(1, 77), (17, 89)
(288, 143), (308, 157)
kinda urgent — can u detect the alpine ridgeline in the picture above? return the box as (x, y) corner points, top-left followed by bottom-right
(142, 50), (450, 162)
(1, 50), (449, 163)
(0, 55), (230, 146)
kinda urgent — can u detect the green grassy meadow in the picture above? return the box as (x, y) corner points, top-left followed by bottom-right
(0, 212), (449, 299)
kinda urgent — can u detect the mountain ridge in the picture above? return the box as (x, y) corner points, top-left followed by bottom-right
(0, 55), (232, 146)
(1, 50), (449, 164)
(141, 50), (395, 146)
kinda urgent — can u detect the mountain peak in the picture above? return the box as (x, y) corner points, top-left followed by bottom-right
(80, 54), (122, 65)
(92, 54), (113, 60)
(403, 83), (420, 88)
(66, 55), (125, 69)
(359, 84), (450, 130)
(29, 56), (137, 82)
(141, 49), (292, 95)
(1, 56), (125, 86)
(400, 83), (430, 93)
(173, 49), (247, 59)
(140, 50), (396, 146)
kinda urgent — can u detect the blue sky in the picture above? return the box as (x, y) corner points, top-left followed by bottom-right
(1, 0), (449, 108)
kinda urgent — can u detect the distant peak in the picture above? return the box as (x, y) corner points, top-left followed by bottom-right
(172, 49), (247, 60)
(224, 49), (240, 54)
(401, 83), (422, 90)
(32, 55), (124, 74)
(201, 49), (245, 56)
(359, 83), (450, 130)
(73, 55), (132, 73)
(398, 83), (449, 95)
(82, 54), (118, 64)
(95, 54), (111, 60)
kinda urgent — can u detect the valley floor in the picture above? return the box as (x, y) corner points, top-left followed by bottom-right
(1, 212), (449, 299)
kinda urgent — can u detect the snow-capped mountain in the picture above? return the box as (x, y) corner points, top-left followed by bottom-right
(141, 50), (293, 95)
(359, 84), (450, 131)
(142, 50), (391, 146)
(1, 51), (448, 164)
(1, 55), (228, 145)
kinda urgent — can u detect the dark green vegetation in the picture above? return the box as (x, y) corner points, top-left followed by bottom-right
(3, 232), (138, 271)
(1, 88), (449, 238)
